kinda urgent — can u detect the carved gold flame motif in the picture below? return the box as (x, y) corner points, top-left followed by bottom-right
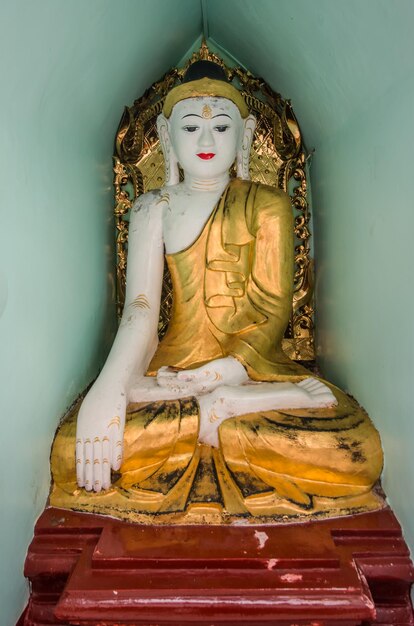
(113, 41), (315, 362)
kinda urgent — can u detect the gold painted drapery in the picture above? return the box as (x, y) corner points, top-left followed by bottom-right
(50, 181), (383, 523)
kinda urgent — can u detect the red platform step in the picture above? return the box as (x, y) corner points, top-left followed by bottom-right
(23, 506), (414, 625)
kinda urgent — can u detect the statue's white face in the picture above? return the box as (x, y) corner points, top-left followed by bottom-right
(169, 97), (243, 180)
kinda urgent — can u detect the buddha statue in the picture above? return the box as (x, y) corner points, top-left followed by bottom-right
(50, 61), (383, 522)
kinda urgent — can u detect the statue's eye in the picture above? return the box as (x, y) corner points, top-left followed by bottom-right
(183, 125), (199, 133)
(214, 125), (230, 133)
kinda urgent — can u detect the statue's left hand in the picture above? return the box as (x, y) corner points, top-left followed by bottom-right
(156, 356), (249, 395)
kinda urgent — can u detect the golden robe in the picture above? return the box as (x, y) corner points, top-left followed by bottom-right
(50, 179), (383, 523)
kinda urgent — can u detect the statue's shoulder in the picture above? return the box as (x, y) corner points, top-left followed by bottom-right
(130, 188), (167, 219)
(253, 181), (291, 211)
(128, 189), (166, 243)
(229, 178), (291, 216)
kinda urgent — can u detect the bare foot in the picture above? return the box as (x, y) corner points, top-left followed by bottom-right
(198, 388), (236, 447)
(296, 378), (337, 407)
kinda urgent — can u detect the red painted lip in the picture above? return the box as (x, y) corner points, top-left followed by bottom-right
(197, 153), (215, 160)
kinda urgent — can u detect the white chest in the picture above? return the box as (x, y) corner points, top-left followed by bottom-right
(162, 187), (223, 254)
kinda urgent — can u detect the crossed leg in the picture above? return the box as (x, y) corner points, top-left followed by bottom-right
(197, 378), (337, 447)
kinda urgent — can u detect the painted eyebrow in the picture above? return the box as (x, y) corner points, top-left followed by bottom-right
(181, 113), (232, 119)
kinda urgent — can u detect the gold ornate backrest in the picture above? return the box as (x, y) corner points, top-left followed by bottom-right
(113, 43), (314, 361)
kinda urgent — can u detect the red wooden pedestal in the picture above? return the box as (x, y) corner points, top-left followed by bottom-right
(23, 506), (414, 626)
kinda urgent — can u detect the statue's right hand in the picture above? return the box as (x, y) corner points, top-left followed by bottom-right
(75, 383), (127, 493)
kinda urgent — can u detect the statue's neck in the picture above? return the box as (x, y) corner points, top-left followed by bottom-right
(183, 173), (230, 193)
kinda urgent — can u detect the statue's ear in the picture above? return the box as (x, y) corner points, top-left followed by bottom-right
(236, 114), (256, 180)
(156, 114), (179, 186)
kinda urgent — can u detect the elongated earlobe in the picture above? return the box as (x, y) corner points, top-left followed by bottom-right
(236, 115), (256, 180)
(157, 114), (179, 186)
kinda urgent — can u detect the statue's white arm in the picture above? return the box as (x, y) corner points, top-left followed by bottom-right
(76, 191), (164, 492)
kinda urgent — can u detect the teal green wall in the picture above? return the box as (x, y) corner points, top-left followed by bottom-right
(2, 0), (414, 622)
(0, 1), (200, 623)
(309, 9), (414, 541)
(207, 0), (414, 550)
